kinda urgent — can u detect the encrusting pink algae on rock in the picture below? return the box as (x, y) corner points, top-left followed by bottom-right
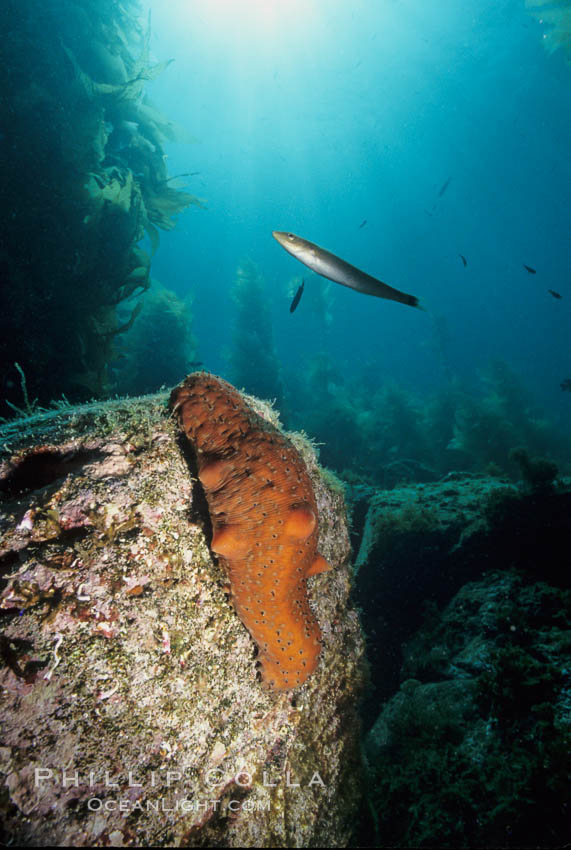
(0, 386), (365, 847)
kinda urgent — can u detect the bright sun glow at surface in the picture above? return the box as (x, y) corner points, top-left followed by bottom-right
(190, 0), (309, 35)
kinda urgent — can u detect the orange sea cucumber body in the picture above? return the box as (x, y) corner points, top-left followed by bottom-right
(170, 372), (329, 689)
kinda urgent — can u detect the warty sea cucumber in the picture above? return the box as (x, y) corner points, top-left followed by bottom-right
(170, 372), (331, 689)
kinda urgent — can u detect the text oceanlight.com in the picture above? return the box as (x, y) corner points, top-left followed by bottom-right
(34, 767), (326, 815)
(86, 797), (272, 814)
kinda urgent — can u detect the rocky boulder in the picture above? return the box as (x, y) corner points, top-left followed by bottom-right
(0, 391), (365, 847)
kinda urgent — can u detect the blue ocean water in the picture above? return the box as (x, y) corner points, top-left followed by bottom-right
(145, 0), (570, 426)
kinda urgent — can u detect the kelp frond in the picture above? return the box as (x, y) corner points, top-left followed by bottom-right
(526, 0), (571, 58)
(85, 168), (135, 213)
(143, 185), (206, 231)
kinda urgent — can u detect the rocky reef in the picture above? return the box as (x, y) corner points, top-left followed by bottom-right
(355, 472), (571, 848)
(0, 387), (365, 846)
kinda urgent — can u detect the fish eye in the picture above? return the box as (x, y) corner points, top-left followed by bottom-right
(287, 233), (294, 240)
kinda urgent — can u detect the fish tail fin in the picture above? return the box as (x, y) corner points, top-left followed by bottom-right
(407, 294), (427, 311)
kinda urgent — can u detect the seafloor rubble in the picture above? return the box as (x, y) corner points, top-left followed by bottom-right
(0, 391), (365, 847)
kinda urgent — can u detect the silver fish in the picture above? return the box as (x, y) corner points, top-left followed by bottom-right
(272, 231), (421, 308)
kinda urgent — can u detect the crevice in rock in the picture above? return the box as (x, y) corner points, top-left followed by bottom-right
(175, 434), (213, 546)
(0, 447), (104, 498)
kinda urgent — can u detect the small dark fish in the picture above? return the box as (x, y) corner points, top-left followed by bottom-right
(561, 378), (571, 392)
(437, 177), (452, 198)
(358, 219), (367, 229)
(188, 360), (204, 369)
(289, 279), (305, 313)
(548, 289), (562, 299)
(523, 264), (536, 274)
(459, 254), (467, 267)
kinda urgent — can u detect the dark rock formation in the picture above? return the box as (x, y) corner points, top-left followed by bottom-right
(355, 473), (571, 848)
(354, 473), (571, 716)
(365, 569), (571, 848)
